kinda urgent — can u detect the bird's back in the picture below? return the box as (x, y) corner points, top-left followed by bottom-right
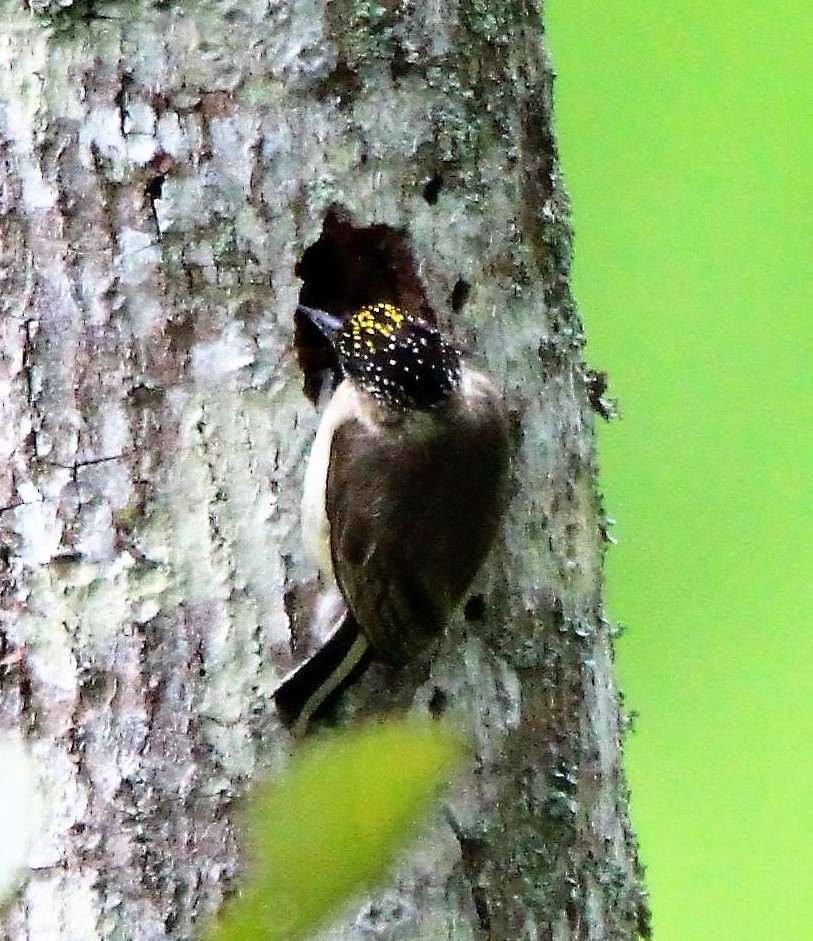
(326, 365), (509, 663)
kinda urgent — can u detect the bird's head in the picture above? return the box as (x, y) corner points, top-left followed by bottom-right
(298, 302), (461, 410)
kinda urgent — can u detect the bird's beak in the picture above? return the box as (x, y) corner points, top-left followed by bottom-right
(297, 305), (344, 341)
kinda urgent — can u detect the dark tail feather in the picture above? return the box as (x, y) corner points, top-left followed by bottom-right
(273, 614), (372, 736)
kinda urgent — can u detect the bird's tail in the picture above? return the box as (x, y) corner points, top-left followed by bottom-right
(273, 613), (372, 736)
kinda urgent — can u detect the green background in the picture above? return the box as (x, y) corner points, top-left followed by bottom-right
(546, 3), (812, 939)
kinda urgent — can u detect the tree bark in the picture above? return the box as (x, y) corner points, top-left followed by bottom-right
(0, 1), (649, 939)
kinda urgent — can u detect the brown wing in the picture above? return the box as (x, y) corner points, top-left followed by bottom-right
(326, 382), (509, 664)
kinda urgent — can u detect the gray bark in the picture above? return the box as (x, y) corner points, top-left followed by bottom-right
(0, 1), (649, 940)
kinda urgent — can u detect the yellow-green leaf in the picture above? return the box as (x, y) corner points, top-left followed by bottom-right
(205, 719), (465, 941)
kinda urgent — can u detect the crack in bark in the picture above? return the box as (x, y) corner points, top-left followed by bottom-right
(447, 816), (492, 941)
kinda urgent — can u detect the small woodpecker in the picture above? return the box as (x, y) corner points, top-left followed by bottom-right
(274, 301), (510, 734)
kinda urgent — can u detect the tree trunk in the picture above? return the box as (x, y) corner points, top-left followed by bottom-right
(0, 1), (649, 939)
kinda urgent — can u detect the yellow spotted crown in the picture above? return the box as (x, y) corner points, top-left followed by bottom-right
(334, 302), (460, 410)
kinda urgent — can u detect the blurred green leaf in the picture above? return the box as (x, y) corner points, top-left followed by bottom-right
(205, 719), (465, 941)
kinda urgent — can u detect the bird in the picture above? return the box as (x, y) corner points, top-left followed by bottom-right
(273, 300), (510, 735)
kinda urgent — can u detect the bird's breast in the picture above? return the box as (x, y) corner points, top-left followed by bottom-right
(301, 379), (380, 577)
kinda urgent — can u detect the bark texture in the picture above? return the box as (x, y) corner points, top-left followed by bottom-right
(0, 1), (649, 939)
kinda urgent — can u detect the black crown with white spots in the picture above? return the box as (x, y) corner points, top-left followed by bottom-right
(335, 302), (461, 410)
